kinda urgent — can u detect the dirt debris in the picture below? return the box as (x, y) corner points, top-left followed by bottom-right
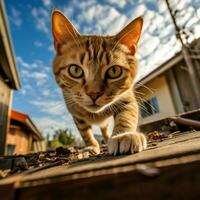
(0, 145), (108, 179)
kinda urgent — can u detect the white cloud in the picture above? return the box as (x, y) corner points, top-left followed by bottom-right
(136, 0), (200, 80)
(109, 0), (126, 8)
(33, 116), (78, 138)
(30, 100), (66, 116)
(42, 0), (52, 8)
(19, 84), (33, 95)
(67, 3), (128, 35)
(20, 89), (26, 95)
(28, 0), (200, 81)
(140, 36), (160, 58)
(21, 70), (48, 86)
(96, 6), (127, 34)
(31, 7), (49, 34)
(16, 56), (29, 68)
(16, 56), (50, 72)
(16, 56), (40, 69)
(106, 14), (127, 34)
(34, 41), (43, 47)
(48, 45), (55, 52)
(29, 72), (47, 79)
(9, 7), (22, 27)
(129, 4), (147, 18)
(42, 89), (51, 96)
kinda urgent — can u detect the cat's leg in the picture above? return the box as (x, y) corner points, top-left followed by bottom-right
(74, 117), (100, 154)
(108, 100), (147, 155)
(100, 125), (110, 143)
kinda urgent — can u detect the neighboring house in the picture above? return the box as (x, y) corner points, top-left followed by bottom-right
(136, 38), (200, 127)
(0, 0), (20, 155)
(6, 110), (45, 155)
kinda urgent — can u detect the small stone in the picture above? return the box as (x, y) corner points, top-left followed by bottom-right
(56, 147), (71, 156)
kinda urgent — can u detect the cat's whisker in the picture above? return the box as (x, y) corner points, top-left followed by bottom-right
(135, 87), (157, 113)
(136, 96), (157, 115)
(136, 82), (155, 94)
(63, 97), (76, 107)
(142, 100), (157, 113)
(134, 90), (145, 96)
(52, 102), (65, 109)
(139, 105), (154, 116)
(59, 79), (72, 88)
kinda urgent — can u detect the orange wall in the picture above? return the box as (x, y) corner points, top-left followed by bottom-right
(6, 126), (30, 154)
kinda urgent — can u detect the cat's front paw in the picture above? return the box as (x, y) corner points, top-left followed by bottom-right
(108, 132), (147, 155)
(83, 145), (100, 155)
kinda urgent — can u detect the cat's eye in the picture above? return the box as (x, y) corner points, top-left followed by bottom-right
(106, 65), (122, 79)
(68, 64), (83, 78)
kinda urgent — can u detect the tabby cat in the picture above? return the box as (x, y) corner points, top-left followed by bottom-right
(51, 9), (147, 155)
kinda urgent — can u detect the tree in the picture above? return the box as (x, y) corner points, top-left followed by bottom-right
(50, 128), (76, 150)
(56, 129), (75, 146)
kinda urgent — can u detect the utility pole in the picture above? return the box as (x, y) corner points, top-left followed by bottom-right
(165, 0), (200, 107)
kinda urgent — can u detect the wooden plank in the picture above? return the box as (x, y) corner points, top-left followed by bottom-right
(1, 131), (200, 199)
(1, 131), (200, 185)
(16, 160), (200, 200)
(21, 132), (200, 183)
(2, 149), (200, 200)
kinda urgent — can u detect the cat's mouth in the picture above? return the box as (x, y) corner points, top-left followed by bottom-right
(85, 103), (104, 113)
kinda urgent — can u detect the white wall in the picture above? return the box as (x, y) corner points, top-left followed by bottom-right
(137, 76), (176, 125)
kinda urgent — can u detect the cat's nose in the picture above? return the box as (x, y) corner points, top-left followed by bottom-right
(87, 91), (103, 101)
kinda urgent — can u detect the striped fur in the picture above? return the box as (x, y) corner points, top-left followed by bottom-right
(52, 10), (147, 155)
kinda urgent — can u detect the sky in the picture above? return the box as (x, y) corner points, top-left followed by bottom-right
(4, 0), (200, 138)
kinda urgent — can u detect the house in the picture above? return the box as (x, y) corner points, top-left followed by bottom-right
(6, 110), (45, 155)
(136, 38), (200, 129)
(0, 0), (20, 155)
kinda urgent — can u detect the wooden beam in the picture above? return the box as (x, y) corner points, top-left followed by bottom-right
(170, 117), (200, 130)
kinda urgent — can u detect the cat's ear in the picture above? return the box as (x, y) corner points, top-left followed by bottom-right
(115, 17), (143, 55)
(51, 9), (80, 53)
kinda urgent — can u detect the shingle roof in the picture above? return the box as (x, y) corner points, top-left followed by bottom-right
(11, 110), (43, 140)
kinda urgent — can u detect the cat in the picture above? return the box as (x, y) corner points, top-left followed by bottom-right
(51, 9), (147, 155)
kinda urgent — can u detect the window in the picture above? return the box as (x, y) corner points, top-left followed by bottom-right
(7, 144), (16, 155)
(140, 96), (160, 118)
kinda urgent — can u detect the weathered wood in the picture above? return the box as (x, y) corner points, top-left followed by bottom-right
(0, 77), (12, 155)
(0, 131), (200, 200)
(18, 160), (200, 200)
(170, 117), (200, 130)
(139, 109), (200, 133)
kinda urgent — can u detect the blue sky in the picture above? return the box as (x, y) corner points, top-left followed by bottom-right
(4, 0), (200, 138)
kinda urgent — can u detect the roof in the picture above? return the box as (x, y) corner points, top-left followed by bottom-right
(135, 37), (200, 89)
(0, 0), (20, 89)
(11, 110), (43, 140)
